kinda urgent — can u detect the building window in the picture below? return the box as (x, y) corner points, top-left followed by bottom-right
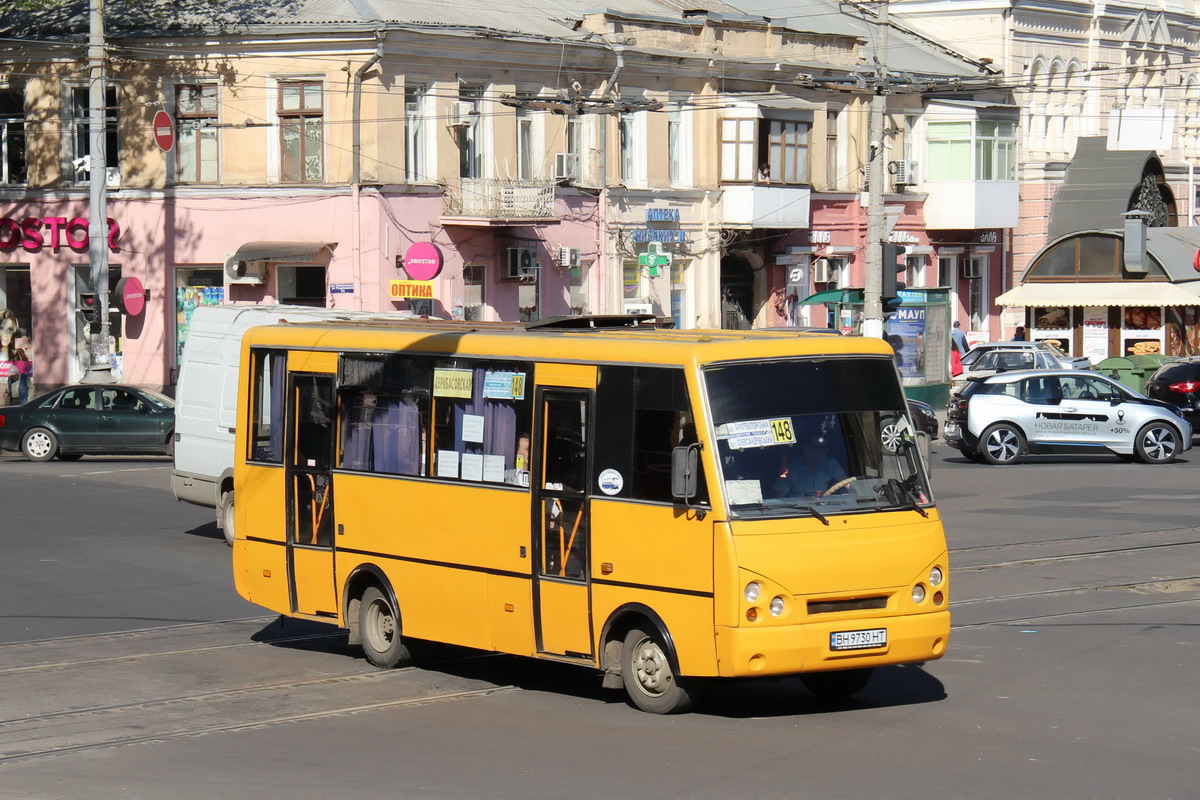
(826, 109), (840, 188)
(668, 108), (682, 186)
(928, 119), (1017, 181)
(720, 116), (810, 185)
(404, 81), (427, 183)
(965, 256), (987, 329)
(175, 83), (218, 183)
(277, 264), (326, 306)
(619, 111), (636, 184)
(0, 89), (26, 184)
(567, 116), (584, 180)
(278, 81), (323, 182)
(457, 84), (484, 179)
(720, 118), (756, 182)
(462, 263), (485, 321)
(516, 102), (534, 180)
(69, 86), (118, 185)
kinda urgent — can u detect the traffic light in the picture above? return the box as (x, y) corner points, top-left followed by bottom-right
(78, 292), (98, 323)
(881, 243), (906, 309)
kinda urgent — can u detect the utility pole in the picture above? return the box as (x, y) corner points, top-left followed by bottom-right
(83, 0), (111, 382)
(862, 0), (890, 340)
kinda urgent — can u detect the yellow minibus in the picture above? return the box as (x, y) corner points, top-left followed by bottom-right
(232, 316), (949, 713)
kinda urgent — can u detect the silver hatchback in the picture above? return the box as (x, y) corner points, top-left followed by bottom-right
(944, 370), (1192, 465)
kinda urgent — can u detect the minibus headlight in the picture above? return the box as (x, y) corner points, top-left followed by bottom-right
(745, 582), (761, 602)
(929, 566), (944, 586)
(912, 584), (926, 603)
(769, 596), (786, 617)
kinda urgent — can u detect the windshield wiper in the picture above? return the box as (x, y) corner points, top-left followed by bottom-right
(772, 503), (830, 525)
(880, 477), (929, 518)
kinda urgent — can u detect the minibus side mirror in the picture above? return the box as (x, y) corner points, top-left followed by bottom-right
(671, 444), (700, 503)
(915, 430), (930, 468)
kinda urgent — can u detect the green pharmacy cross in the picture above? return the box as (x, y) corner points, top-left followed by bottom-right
(638, 243), (672, 277)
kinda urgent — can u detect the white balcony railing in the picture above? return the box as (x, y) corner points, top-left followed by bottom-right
(443, 178), (557, 220)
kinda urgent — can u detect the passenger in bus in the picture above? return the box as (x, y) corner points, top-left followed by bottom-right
(772, 437), (843, 498)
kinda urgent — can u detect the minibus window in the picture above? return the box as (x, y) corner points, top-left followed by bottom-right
(704, 357), (929, 519)
(250, 349), (286, 464)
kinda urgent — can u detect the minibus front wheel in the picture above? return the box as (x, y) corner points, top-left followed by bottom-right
(359, 585), (417, 669)
(621, 626), (693, 714)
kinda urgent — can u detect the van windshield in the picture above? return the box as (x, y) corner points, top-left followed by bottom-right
(704, 357), (931, 519)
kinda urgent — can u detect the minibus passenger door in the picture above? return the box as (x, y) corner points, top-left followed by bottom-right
(533, 390), (593, 658)
(285, 372), (338, 619)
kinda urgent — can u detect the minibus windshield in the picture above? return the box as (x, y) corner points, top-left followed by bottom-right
(704, 356), (931, 520)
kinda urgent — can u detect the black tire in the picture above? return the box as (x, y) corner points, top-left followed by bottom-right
(621, 626), (693, 714)
(21, 428), (59, 462)
(58, 453), (83, 462)
(219, 490), (235, 547)
(801, 667), (874, 700)
(1135, 422), (1180, 464)
(979, 423), (1025, 465)
(359, 585), (415, 669)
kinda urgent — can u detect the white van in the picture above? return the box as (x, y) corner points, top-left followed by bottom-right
(172, 304), (412, 544)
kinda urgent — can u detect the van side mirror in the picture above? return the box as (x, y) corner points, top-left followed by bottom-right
(671, 444), (700, 503)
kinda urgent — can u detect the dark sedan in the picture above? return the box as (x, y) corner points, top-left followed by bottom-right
(1145, 358), (1200, 425)
(907, 398), (939, 440)
(0, 384), (175, 461)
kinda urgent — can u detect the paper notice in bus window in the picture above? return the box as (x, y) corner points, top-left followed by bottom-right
(433, 368), (473, 398)
(437, 450), (460, 478)
(716, 418), (796, 449)
(483, 455), (506, 483)
(461, 453), (484, 482)
(461, 414), (485, 443)
(726, 480), (763, 506)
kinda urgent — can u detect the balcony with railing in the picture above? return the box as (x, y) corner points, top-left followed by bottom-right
(442, 178), (558, 225)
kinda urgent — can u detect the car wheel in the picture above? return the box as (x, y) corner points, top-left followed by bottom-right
(58, 453), (83, 462)
(979, 423), (1025, 465)
(219, 490), (235, 547)
(801, 667), (874, 700)
(21, 428), (59, 462)
(1135, 422), (1179, 464)
(621, 625), (694, 714)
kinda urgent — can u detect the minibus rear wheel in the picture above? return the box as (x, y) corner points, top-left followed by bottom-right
(621, 626), (693, 714)
(359, 585), (416, 669)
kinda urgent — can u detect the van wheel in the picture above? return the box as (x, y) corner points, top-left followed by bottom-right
(801, 668), (874, 700)
(621, 626), (693, 714)
(22, 428), (58, 462)
(1135, 422), (1179, 464)
(359, 586), (415, 669)
(979, 423), (1025, 465)
(219, 491), (235, 546)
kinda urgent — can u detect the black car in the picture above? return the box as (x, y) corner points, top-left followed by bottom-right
(907, 398), (939, 440)
(1144, 358), (1200, 425)
(0, 384), (175, 461)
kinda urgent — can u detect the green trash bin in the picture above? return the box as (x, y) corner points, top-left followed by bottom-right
(1128, 353), (1177, 395)
(1096, 356), (1142, 393)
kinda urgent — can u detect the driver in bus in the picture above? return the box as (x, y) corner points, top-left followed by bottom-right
(773, 437), (842, 498)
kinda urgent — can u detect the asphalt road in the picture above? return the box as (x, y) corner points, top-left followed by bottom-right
(0, 444), (1197, 799)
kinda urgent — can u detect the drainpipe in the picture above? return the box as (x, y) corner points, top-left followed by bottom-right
(352, 34), (384, 310)
(599, 43), (624, 314)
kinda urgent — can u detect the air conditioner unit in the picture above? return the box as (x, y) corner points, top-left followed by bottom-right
(890, 159), (918, 186)
(812, 258), (833, 284)
(450, 101), (476, 127)
(554, 152), (580, 182)
(960, 260), (982, 280)
(224, 254), (268, 285)
(558, 246), (580, 268)
(505, 247), (538, 281)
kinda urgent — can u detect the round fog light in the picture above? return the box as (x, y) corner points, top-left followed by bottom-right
(929, 566), (944, 586)
(745, 582), (761, 602)
(746, 607), (759, 622)
(912, 583), (926, 603)
(769, 596), (786, 616)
